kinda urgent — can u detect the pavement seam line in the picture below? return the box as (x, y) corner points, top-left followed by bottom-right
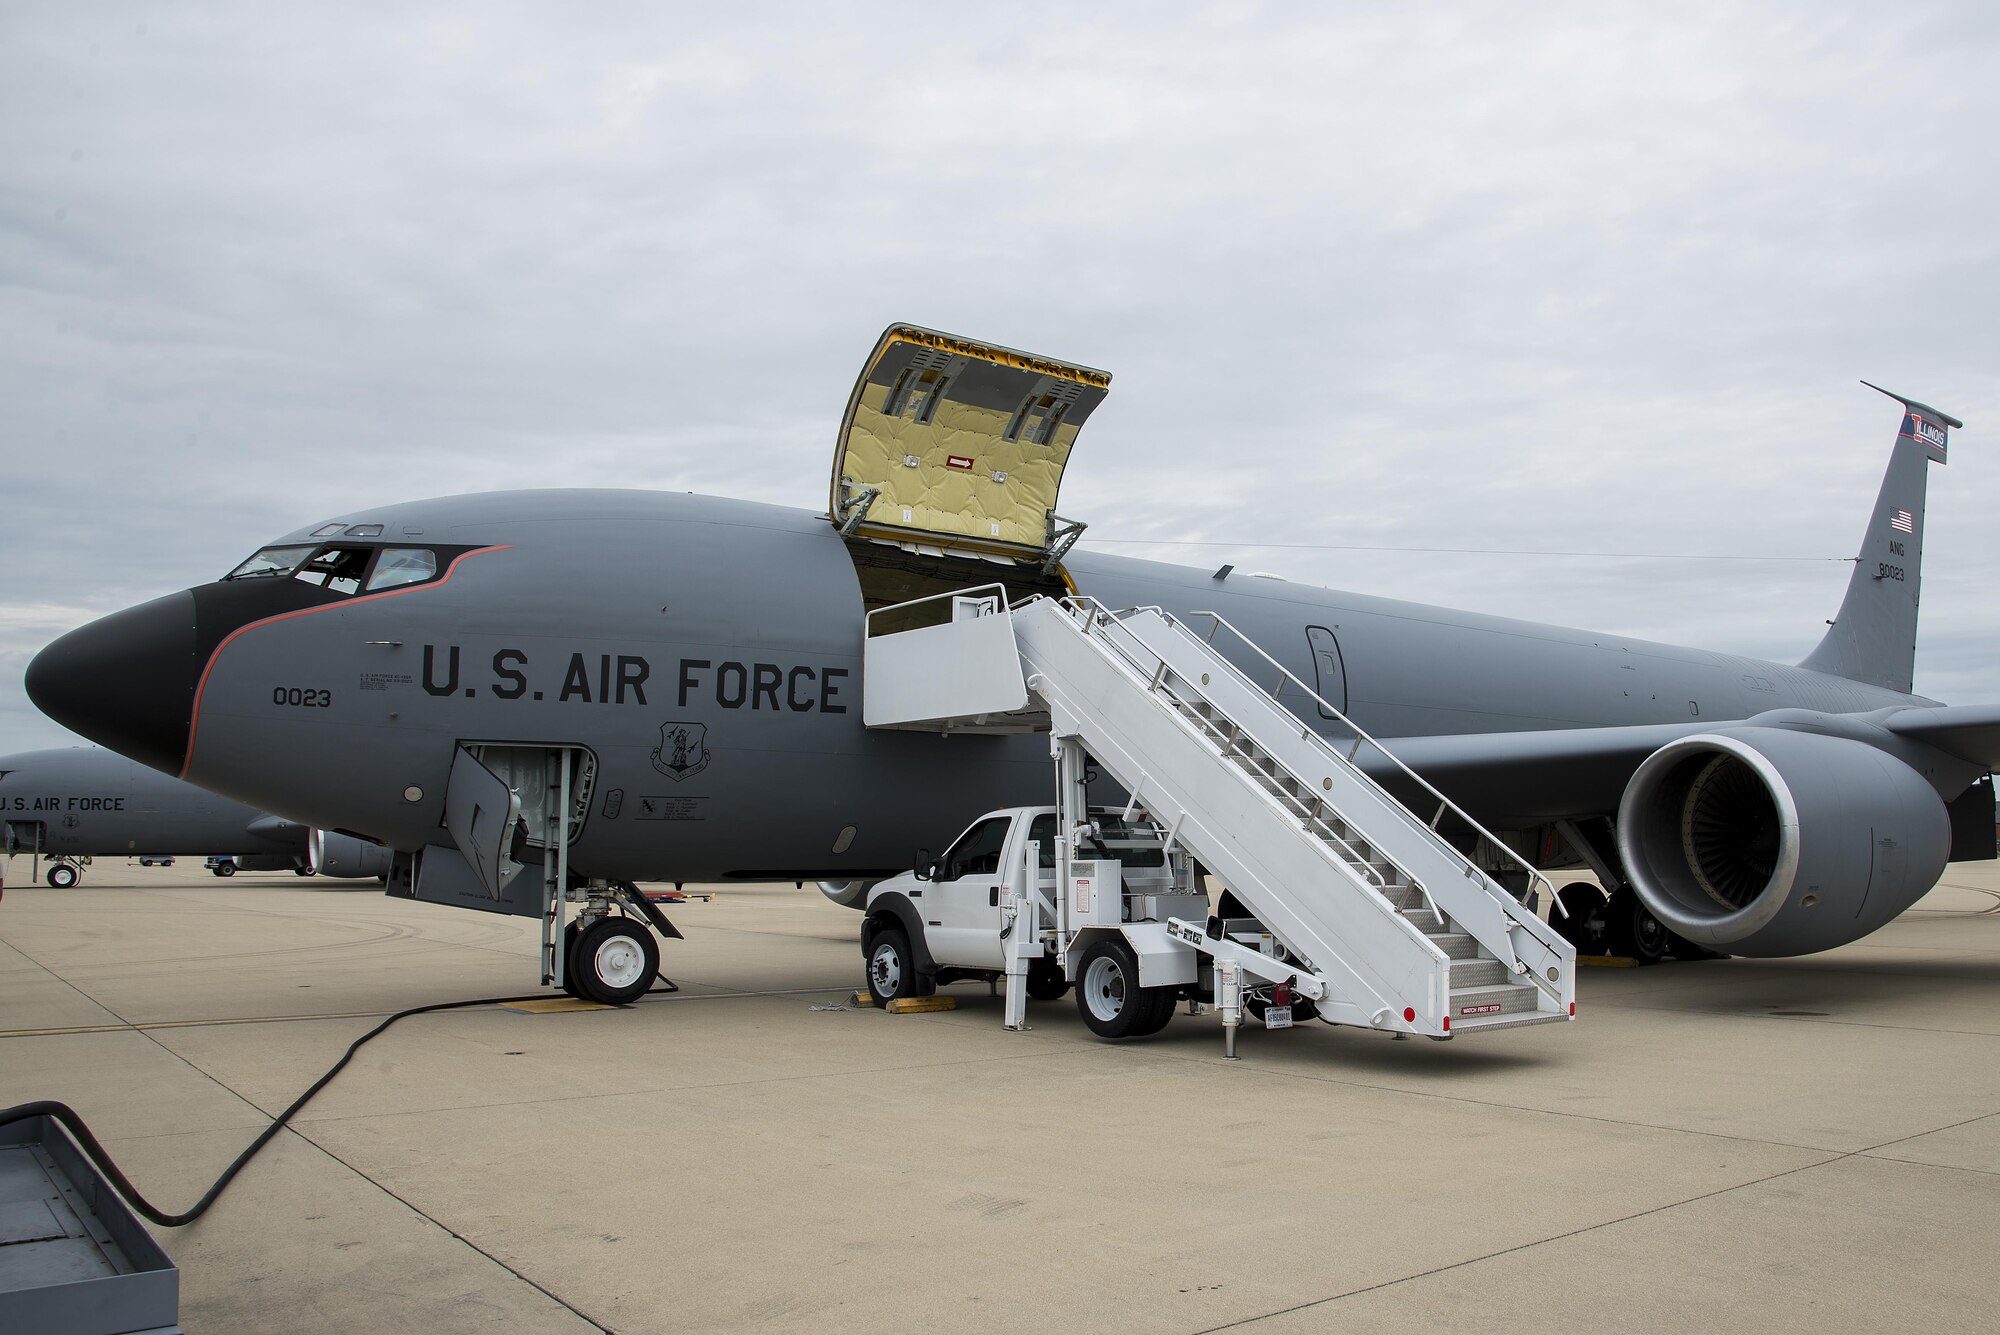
(1193, 1108), (2000, 1333)
(1186, 1150), (1853, 1334)
(251, 1124), (614, 1334)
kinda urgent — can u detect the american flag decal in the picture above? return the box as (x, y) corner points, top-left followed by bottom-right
(1891, 509), (1915, 534)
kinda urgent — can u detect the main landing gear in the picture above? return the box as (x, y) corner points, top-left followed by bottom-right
(1554, 880), (1718, 964)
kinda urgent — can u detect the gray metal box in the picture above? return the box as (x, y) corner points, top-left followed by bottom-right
(0, 1115), (180, 1335)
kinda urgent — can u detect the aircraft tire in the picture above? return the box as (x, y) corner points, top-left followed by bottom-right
(1074, 938), (1174, 1040)
(46, 863), (78, 889)
(571, 916), (658, 1006)
(1606, 887), (1669, 965)
(1554, 883), (1609, 954)
(559, 920), (585, 998)
(865, 928), (925, 1007)
(1026, 961), (1070, 1001)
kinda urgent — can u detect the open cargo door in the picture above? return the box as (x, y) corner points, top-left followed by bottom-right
(831, 324), (1111, 561)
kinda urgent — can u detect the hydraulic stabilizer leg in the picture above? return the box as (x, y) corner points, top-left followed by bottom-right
(1218, 958), (1243, 1060)
(1001, 836), (1039, 1031)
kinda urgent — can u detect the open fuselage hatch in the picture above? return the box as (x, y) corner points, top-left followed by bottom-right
(830, 323), (1111, 613)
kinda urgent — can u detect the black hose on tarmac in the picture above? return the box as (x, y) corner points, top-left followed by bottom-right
(0, 971), (677, 1228)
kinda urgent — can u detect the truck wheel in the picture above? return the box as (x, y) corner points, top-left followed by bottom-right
(47, 863), (78, 889)
(294, 866), (314, 877)
(1074, 938), (1173, 1040)
(214, 862), (236, 878)
(1026, 961), (1070, 1001)
(865, 928), (925, 1006)
(570, 916), (658, 1006)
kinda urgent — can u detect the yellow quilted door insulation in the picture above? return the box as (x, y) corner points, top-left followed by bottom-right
(831, 325), (1110, 557)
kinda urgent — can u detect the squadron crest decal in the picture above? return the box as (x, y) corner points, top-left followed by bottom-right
(650, 722), (712, 782)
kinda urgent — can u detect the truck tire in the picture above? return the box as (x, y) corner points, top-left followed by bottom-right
(866, 928), (925, 1007)
(1074, 938), (1174, 1040)
(1026, 961), (1070, 1001)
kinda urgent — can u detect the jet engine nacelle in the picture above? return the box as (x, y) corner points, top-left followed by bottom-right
(817, 879), (876, 910)
(1617, 728), (1949, 957)
(310, 829), (395, 880)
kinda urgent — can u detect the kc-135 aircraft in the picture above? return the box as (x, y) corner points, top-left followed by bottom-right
(24, 324), (1996, 1004)
(0, 747), (394, 885)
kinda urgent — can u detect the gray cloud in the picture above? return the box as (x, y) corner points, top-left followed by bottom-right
(4, 1), (1997, 748)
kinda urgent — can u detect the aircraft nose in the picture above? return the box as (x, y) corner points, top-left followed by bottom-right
(26, 591), (200, 775)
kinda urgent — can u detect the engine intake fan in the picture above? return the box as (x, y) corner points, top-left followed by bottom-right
(1616, 728), (1948, 957)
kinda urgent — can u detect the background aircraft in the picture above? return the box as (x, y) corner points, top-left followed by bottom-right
(1, 746), (392, 887)
(23, 327), (1994, 980)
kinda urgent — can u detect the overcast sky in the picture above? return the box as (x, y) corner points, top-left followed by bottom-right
(4, 2), (1997, 754)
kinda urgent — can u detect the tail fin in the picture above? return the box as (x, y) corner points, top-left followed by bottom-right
(1799, 382), (1961, 694)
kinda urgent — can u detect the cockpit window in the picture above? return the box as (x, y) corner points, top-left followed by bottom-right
(366, 548), (438, 591)
(347, 524), (384, 538)
(292, 546), (373, 596)
(310, 523), (348, 537)
(225, 546), (313, 580)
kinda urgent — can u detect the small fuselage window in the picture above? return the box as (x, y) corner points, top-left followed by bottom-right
(366, 548), (438, 592)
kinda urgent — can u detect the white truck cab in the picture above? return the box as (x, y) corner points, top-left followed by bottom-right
(864, 805), (1259, 1039)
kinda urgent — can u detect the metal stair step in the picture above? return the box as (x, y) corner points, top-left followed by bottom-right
(1448, 957), (1509, 988)
(1448, 982), (1540, 1018)
(1426, 931), (1481, 960)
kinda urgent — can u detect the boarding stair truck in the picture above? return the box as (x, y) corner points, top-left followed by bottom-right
(860, 587), (1578, 1051)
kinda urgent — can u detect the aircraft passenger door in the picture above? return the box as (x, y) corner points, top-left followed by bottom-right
(1306, 626), (1349, 719)
(926, 814), (1012, 968)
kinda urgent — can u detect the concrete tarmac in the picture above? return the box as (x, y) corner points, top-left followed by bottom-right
(2, 860), (1997, 1333)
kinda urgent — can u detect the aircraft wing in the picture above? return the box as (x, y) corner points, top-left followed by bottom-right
(1881, 704), (2000, 768)
(1364, 722), (1710, 825)
(1370, 705), (2000, 828)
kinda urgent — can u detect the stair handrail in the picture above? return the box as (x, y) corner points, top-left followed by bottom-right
(1171, 605), (1561, 922)
(1018, 601), (1416, 1023)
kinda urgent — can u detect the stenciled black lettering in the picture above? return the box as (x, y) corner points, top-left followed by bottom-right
(422, 644), (461, 697)
(616, 655), (649, 705)
(559, 653), (593, 703)
(492, 649), (528, 700)
(715, 661), (748, 709)
(678, 659), (710, 708)
(820, 666), (850, 714)
(597, 654), (611, 705)
(751, 663), (782, 711)
(787, 665), (816, 712)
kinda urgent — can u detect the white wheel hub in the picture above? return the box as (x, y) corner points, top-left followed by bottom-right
(871, 941), (902, 994)
(594, 934), (647, 989)
(1083, 955), (1128, 1021)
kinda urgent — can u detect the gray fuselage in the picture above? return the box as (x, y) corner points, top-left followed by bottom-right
(156, 490), (1915, 883)
(1, 747), (305, 859)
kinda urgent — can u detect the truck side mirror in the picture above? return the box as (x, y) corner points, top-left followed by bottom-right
(913, 849), (934, 881)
